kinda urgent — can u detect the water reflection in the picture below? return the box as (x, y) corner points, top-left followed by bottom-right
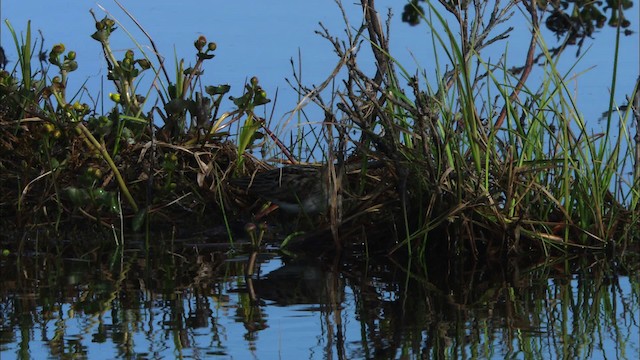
(0, 242), (638, 359)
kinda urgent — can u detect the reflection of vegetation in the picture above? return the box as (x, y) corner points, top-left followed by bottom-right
(0, 244), (637, 358)
(402, 0), (634, 53)
(348, 251), (640, 358)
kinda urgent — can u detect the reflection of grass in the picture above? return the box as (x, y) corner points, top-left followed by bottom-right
(0, 243), (637, 359)
(362, 252), (640, 359)
(0, 1), (637, 262)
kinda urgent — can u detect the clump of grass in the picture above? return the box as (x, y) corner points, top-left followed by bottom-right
(283, 0), (638, 259)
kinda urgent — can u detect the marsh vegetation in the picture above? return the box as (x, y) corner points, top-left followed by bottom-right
(0, 1), (638, 358)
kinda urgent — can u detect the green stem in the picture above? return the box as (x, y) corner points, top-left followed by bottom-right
(76, 123), (139, 212)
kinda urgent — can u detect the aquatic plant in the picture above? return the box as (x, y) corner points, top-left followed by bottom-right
(0, 0), (637, 262)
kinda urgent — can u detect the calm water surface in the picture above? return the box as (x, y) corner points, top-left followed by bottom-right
(0, 236), (638, 359)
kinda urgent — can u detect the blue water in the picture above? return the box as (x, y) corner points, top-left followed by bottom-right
(2, 0), (637, 129)
(1, 253), (638, 359)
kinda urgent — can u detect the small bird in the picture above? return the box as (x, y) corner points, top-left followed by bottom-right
(231, 165), (328, 215)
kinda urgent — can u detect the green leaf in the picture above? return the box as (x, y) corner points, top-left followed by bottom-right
(205, 84), (230, 96)
(280, 231), (306, 249)
(64, 187), (89, 206)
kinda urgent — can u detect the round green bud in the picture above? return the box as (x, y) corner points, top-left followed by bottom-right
(195, 35), (207, 51)
(52, 43), (65, 54)
(44, 123), (56, 133)
(67, 61), (78, 71)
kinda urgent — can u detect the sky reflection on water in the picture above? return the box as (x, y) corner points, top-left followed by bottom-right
(1, 252), (638, 359)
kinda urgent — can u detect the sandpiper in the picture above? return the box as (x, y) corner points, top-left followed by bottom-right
(231, 165), (329, 215)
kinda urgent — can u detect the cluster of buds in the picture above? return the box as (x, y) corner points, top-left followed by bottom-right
(86, 166), (103, 180)
(91, 17), (117, 42)
(61, 101), (91, 122)
(108, 49), (151, 83)
(231, 76), (270, 108)
(49, 43), (78, 72)
(194, 35), (217, 61)
(43, 122), (62, 139)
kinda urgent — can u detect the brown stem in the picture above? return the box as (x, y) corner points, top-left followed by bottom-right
(113, 0), (170, 83)
(361, 0), (388, 86)
(494, 1), (538, 129)
(258, 118), (297, 164)
(633, 76), (640, 188)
